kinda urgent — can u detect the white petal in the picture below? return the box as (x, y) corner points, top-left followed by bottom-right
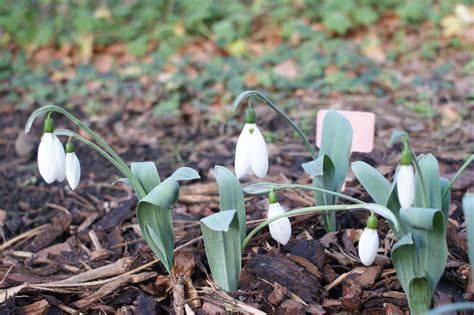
(248, 124), (268, 178)
(235, 124), (252, 179)
(66, 152), (81, 190)
(268, 202), (291, 245)
(358, 228), (379, 266)
(38, 133), (57, 184)
(397, 165), (415, 209)
(53, 135), (66, 182)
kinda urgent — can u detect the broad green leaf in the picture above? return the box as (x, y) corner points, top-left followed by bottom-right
(137, 177), (179, 273)
(302, 154), (332, 177)
(351, 161), (391, 205)
(303, 154), (336, 206)
(242, 182), (278, 195)
(131, 162), (161, 193)
(414, 154), (441, 210)
(399, 207), (442, 230)
(200, 210), (241, 292)
(214, 166), (246, 242)
(410, 154), (446, 296)
(410, 210), (446, 297)
(391, 233), (418, 295)
(352, 161), (404, 238)
(463, 193), (474, 278)
(440, 177), (450, 225)
(170, 167), (200, 181)
(408, 275), (431, 314)
(318, 110), (352, 193)
(386, 185), (406, 238)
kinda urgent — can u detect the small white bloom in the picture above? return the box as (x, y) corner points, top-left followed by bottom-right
(268, 202), (291, 245)
(235, 123), (268, 179)
(66, 152), (81, 190)
(397, 165), (415, 209)
(38, 133), (66, 183)
(358, 227), (379, 266)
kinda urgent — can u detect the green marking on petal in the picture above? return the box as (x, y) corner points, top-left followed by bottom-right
(249, 128), (254, 135)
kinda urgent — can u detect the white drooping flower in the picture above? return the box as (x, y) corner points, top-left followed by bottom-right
(37, 117), (66, 183)
(267, 191), (291, 245)
(235, 123), (268, 179)
(358, 227), (379, 266)
(396, 147), (415, 209)
(65, 142), (81, 190)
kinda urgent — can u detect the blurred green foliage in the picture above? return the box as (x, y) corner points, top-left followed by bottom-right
(0, 0), (469, 116)
(1, 0), (470, 53)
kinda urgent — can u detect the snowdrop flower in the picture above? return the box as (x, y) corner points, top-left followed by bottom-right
(65, 141), (81, 190)
(396, 147), (415, 209)
(234, 107), (268, 179)
(37, 116), (66, 184)
(358, 214), (379, 266)
(267, 191), (291, 245)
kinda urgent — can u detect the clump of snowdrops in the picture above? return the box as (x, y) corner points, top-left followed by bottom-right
(200, 91), (473, 315)
(26, 105), (200, 274)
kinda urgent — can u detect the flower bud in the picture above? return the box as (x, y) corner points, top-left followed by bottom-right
(267, 192), (291, 245)
(358, 215), (379, 266)
(65, 142), (81, 190)
(397, 147), (415, 209)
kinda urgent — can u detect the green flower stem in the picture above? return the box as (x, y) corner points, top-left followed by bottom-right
(54, 129), (132, 180)
(273, 183), (365, 205)
(241, 203), (398, 250)
(426, 302), (474, 315)
(25, 105), (148, 198)
(233, 91), (317, 160)
(442, 154), (473, 201)
(55, 129), (146, 198)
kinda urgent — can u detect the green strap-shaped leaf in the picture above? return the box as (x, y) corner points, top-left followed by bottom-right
(200, 210), (241, 292)
(137, 177), (179, 273)
(414, 154), (441, 210)
(411, 154), (446, 296)
(399, 207), (442, 230)
(385, 182), (405, 238)
(408, 275), (431, 314)
(214, 166), (246, 242)
(318, 110), (352, 193)
(352, 161), (405, 237)
(131, 162), (161, 193)
(440, 177), (450, 225)
(170, 167), (201, 181)
(391, 233), (418, 294)
(463, 193), (474, 279)
(303, 154), (336, 206)
(134, 163), (200, 274)
(351, 161), (392, 205)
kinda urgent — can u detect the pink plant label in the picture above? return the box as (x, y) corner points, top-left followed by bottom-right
(316, 110), (375, 153)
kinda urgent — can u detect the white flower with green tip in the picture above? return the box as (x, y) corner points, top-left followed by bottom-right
(65, 142), (81, 190)
(397, 147), (415, 209)
(358, 214), (379, 266)
(267, 191), (291, 245)
(37, 116), (66, 184)
(234, 107), (268, 179)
